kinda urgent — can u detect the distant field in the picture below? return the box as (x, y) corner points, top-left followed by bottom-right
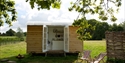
(0, 36), (17, 38)
(0, 36), (26, 38)
(0, 40), (106, 63)
(0, 36), (26, 45)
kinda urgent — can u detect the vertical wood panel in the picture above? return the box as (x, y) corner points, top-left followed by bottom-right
(26, 25), (43, 53)
(69, 26), (83, 53)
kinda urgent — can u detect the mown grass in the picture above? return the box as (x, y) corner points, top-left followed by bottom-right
(0, 42), (26, 59)
(0, 40), (106, 63)
(84, 40), (106, 58)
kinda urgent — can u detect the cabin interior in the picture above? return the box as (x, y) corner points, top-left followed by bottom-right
(47, 26), (65, 51)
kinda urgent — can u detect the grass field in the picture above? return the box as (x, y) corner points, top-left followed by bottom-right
(84, 40), (106, 58)
(0, 40), (106, 63)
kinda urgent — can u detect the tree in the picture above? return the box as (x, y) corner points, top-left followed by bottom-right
(73, 18), (93, 41)
(0, 0), (61, 26)
(109, 23), (123, 31)
(0, 32), (1, 36)
(24, 32), (27, 36)
(1, 33), (6, 36)
(87, 19), (99, 39)
(16, 27), (24, 41)
(92, 22), (109, 40)
(87, 19), (109, 40)
(68, 0), (122, 41)
(120, 21), (125, 31)
(0, 0), (122, 27)
(0, 0), (17, 26)
(6, 28), (16, 36)
(26, 0), (61, 10)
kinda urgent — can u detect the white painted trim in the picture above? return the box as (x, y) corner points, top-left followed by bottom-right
(64, 26), (69, 52)
(42, 25), (48, 52)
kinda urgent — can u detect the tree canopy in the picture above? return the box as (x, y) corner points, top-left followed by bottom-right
(26, 0), (61, 10)
(120, 21), (125, 31)
(69, 0), (121, 21)
(0, 0), (61, 26)
(6, 28), (16, 36)
(16, 27), (24, 38)
(0, 0), (17, 26)
(0, 0), (123, 41)
(68, 0), (122, 41)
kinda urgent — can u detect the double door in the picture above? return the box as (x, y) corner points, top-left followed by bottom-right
(42, 25), (69, 52)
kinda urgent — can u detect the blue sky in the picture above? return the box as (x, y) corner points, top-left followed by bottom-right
(0, 0), (125, 33)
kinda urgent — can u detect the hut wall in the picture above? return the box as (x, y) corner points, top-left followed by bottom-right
(69, 26), (83, 53)
(26, 25), (43, 53)
(105, 31), (125, 60)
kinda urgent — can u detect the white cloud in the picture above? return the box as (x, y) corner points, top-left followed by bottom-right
(0, 0), (124, 33)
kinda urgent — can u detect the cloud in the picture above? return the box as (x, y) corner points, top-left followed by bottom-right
(0, 0), (124, 33)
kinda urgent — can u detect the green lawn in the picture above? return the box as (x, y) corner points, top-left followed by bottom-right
(0, 36), (17, 38)
(84, 40), (106, 58)
(0, 40), (106, 63)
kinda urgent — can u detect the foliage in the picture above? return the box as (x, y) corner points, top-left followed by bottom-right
(0, 37), (21, 45)
(109, 23), (123, 31)
(120, 21), (125, 31)
(92, 22), (109, 40)
(0, 33), (6, 36)
(26, 0), (61, 10)
(73, 18), (93, 41)
(69, 0), (122, 41)
(69, 0), (121, 22)
(0, 0), (17, 26)
(23, 32), (27, 36)
(6, 28), (16, 36)
(0, 0), (61, 26)
(86, 19), (124, 40)
(16, 27), (24, 41)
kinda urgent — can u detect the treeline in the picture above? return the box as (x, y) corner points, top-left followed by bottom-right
(88, 19), (125, 40)
(0, 27), (26, 45)
(0, 29), (27, 36)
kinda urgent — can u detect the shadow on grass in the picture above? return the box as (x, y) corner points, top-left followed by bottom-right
(0, 53), (79, 63)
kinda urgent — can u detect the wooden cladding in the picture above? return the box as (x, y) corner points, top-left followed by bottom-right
(69, 26), (83, 53)
(26, 25), (43, 53)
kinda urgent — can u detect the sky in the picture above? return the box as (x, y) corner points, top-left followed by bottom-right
(0, 0), (125, 33)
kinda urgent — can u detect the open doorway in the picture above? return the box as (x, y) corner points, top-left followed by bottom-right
(47, 26), (64, 51)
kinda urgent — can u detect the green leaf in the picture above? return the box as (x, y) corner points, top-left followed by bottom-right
(117, 2), (121, 7)
(68, 7), (73, 11)
(110, 16), (117, 22)
(99, 11), (104, 15)
(0, 19), (4, 26)
(26, 0), (28, 2)
(29, 1), (34, 9)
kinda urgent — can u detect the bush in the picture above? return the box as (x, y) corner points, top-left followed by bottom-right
(20, 38), (24, 41)
(107, 58), (125, 63)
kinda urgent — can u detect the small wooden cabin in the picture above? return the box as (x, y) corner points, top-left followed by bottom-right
(26, 22), (83, 54)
